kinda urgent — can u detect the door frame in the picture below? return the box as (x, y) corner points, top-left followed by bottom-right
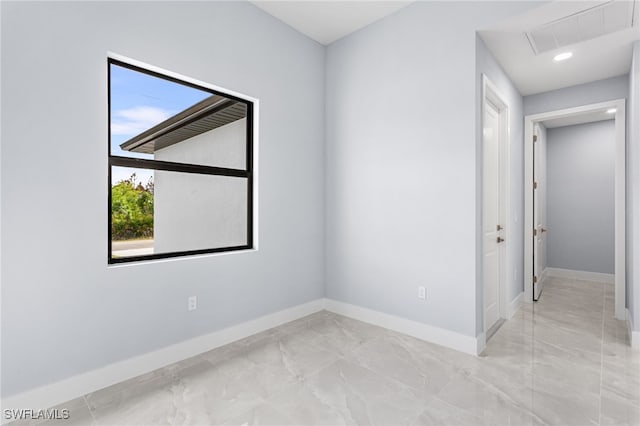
(482, 75), (511, 331)
(524, 99), (626, 320)
(532, 122), (545, 301)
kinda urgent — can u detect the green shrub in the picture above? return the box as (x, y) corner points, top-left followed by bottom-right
(111, 174), (154, 240)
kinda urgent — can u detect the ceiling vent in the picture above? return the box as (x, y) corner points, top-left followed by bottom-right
(525, 0), (635, 55)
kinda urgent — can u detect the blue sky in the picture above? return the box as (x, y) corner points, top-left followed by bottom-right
(110, 63), (211, 184)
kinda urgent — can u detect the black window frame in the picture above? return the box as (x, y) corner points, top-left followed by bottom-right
(107, 58), (254, 264)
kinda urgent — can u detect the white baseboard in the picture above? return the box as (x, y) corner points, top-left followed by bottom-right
(476, 332), (487, 355)
(2, 296), (496, 419)
(1, 299), (325, 420)
(323, 298), (480, 356)
(626, 308), (640, 351)
(545, 267), (614, 284)
(507, 292), (523, 319)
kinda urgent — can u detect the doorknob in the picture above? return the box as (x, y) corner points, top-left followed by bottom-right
(496, 224), (503, 231)
(541, 227), (547, 233)
(497, 237), (505, 243)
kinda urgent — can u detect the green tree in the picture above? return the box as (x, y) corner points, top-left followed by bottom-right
(111, 173), (154, 240)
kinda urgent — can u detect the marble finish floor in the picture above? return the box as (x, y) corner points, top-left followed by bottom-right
(17, 277), (639, 425)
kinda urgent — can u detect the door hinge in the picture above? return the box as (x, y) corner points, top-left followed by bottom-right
(533, 181), (538, 189)
(533, 135), (538, 143)
(534, 275), (538, 283)
(533, 229), (537, 236)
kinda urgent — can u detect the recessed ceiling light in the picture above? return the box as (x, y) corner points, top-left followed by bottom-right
(553, 52), (573, 62)
(607, 108), (617, 114)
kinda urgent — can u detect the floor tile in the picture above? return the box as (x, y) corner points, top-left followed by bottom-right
(220, 403), (294, 426)
(435, 371), (546, 426)
(7, 398), (96, 426)
(12, 276), (640, 426)
(600, 388), (640, 426)
(265, 382), (352, 425)
(348, 335), (462, 397)
(303, 358), (427, 425)
(410, 397), (484, 426)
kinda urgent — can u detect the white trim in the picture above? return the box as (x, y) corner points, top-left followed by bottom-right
(3, 297), (493, 418)
(324, 299), (481, 355)
(507, 291), (523, 319)
(1, 299), (324, 418)
(524, 115), (535, 304)
(613, 102), (626, 320)
(476, 332), (487, 356)
(524, 99), (626, 320)
(107, 52), (258, 104)
(626, 308), (640, 350)
(545, 267), (614, 284)
(481, 74), (512, 332)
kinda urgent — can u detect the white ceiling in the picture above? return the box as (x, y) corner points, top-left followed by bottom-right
(480, 0), (640, 95)
(250, 1), (413, 45)
(251, 1), (638, 95)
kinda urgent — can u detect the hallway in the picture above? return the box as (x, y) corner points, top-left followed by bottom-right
(479, 276), (639, 425)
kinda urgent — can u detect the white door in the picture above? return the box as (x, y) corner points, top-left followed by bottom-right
(533, 125), (547, 300)
(483, 100), (505, 332)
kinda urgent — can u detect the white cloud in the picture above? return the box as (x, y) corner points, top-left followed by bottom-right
(111, 106), (175, 136)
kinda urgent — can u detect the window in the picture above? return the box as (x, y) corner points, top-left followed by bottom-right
(108, 59), (253, 264)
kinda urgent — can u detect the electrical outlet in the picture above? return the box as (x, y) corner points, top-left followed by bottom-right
(188, 296), (197, 311)
(418, 286), (426, 300)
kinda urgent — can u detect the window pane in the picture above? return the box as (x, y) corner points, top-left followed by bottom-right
(111, 166), (248, 260)
(110, 63), (247, 170)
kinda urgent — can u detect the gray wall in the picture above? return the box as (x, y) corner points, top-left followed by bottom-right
(546, 121), (615, 274)
(524, 75), (629, 116)
(475, 36), (526, 334)
(1, 1), (325, 397)
(325, 1), (536, 338)
(628, 42), (640, 330)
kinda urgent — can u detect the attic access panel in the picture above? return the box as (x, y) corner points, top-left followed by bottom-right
(526, 0), (635, 55)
